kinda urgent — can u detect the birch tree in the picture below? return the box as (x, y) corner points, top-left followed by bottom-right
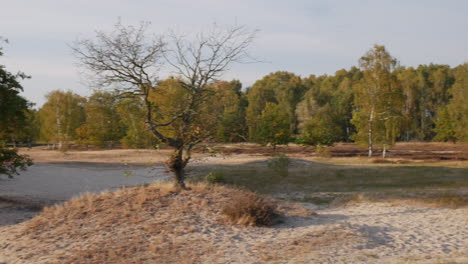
(37, 90), (85, 150)
(351, 45), (402, 158)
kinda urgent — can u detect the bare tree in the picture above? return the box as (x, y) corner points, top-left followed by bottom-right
(72, 21), (256, 188)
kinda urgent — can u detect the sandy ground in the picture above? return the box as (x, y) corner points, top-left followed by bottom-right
(203, 202), (468, 263)
(1, 198), (467, 263)
(1, 147), (467, 263)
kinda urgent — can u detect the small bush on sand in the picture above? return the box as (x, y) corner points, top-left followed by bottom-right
(267, 153), (289, 170)
(205, 171), (225, 184)
(222, 191), (277, 226)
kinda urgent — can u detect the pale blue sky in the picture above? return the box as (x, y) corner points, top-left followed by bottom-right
(1, 0), (467, 106)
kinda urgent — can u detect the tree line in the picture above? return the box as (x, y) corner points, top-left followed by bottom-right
(2, 20), (467, 187)
(8, 45), (467, 156)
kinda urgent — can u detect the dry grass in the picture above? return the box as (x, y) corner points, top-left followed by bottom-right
(222, 190), (277, 226)
(1, 182), (307, 264)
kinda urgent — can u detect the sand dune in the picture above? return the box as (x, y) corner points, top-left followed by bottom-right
(1, 184), (467, 263)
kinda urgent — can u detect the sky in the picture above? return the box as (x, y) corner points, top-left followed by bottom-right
(1, 0), (467, 107)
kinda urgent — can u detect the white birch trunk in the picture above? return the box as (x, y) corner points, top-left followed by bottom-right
(368, 105), (374, 158)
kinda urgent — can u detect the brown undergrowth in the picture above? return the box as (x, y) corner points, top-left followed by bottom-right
(222, 191), (277, 226)
(1, 183), (305, 264)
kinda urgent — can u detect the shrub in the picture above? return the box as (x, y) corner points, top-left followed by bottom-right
(222, 191), (277, 226)
(267, 153), (289, 170)
(205, 171), (225, 184)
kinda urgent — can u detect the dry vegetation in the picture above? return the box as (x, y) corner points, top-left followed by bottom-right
(222, 191), (277, 226)
(0, 183), (315, 264)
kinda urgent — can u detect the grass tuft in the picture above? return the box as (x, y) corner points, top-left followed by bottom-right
(222, 191), (277, 226)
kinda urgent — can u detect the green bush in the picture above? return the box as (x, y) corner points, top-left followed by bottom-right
(267, 153), (289, 170)
(205, 171), (225, 184)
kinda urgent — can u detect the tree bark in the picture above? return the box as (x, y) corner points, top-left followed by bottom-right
(167, 148), (187, 189)
(368, 106), (374, 158)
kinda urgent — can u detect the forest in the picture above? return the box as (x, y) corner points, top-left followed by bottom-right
(1, 30), (467, 162)
(3, 45), (467, 156)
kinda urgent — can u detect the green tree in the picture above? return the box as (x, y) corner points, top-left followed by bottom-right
(448, 63), (468, 141)
(205, 80), (248, 142)
(351, 45), (402, 158)
(0, 44), (30, 143)
(77, 91), (124, 147)
(246, 71), (305, 140)
(37, 90), (86, 150)
(410, 64), (454, 140)
(116, 98), (157, 148)
(395, 66), (419, 141)
(298, 104), (341, 147)
(0, 38), (33, 177)
(434, 63), (468, 142)
(253, 102), (291, 149)
(297, 68), (360, 144)
(433, 107), (457, 142)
